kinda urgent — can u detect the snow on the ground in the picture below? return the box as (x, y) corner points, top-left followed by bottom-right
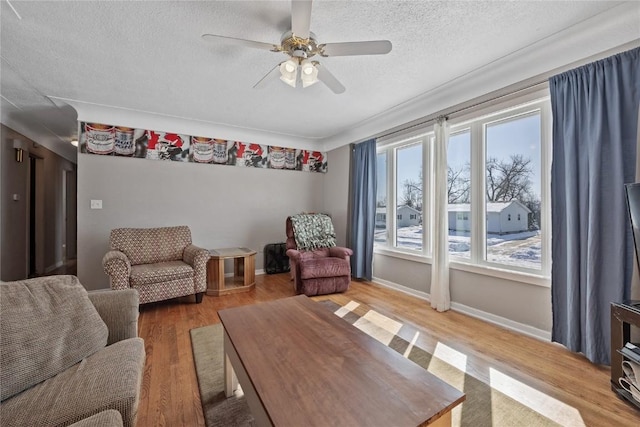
(375, 226), (541, 270)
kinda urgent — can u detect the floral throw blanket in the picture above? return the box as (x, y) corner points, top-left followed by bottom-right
(290, 213), (337, 251)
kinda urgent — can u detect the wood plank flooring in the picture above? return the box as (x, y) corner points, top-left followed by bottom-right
(136, 273), (640, 427)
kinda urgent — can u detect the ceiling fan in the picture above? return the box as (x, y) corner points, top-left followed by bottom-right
(201, 0), (392, 94)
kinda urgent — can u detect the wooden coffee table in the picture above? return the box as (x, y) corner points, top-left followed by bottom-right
(218, 295), (465, 426)
(206, 247), (256, 296)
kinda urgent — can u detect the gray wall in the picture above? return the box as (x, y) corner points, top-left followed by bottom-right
(1, 125), (76, 281)
(323, 144), (351, 246)
(77, 153), (324, 290)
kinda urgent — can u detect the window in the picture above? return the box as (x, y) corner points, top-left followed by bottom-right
(375, 95), (550, 278)
(448, 130), (471, 259)
(484, 111), (542, 270)
(375, 152), (388, 245)
(376, 135), (429, 254)
(395, 142), (424, 251)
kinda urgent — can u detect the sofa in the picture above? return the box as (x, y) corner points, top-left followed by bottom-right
(286, 214), (353, 296)
(0, 275), (145, 427)
(103, 225), (209, 304)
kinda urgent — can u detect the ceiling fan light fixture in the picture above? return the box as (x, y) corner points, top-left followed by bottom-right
(279, 59), (298, 87)
(300, 59), (318, 88)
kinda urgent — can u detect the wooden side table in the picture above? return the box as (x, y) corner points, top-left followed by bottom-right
(207, 247), (256, 296)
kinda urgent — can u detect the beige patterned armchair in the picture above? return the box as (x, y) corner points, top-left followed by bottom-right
(102, 226), (209, 304)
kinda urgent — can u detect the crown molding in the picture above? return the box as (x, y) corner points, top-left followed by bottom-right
(321, 2), (640, 152)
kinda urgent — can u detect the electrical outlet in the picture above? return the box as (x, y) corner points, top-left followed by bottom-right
(90, 199), (102, 209)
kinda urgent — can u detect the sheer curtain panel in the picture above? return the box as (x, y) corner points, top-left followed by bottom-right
(549, 47), (640, 365)
(431, 118), (451, 312)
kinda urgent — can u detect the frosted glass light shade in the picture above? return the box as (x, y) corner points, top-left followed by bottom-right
(300, 60), (318, 88)
(279, 59), (298, 88)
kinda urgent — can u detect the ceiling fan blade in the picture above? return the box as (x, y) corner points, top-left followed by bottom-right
(320, 40), (392, 57)
(253, 64), (281, 89)
(201, 34), (279, 52)
(315, 63), (345, 94)
(291, 0), (312, 39)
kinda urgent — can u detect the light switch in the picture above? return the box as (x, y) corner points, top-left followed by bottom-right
(90, 199), (102, 209)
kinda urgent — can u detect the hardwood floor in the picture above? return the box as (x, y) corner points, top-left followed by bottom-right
(136, 273), (640, 427)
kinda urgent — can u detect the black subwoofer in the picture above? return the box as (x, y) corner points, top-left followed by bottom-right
(264, 243), (290, 274)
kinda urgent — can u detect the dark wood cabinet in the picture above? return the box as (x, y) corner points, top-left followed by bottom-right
(611, 301), (640, 409)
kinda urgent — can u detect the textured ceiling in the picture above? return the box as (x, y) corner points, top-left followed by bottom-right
(1, 1), (639, 162)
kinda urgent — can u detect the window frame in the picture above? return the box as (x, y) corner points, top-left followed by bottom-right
(377, 132), (432, 257)
(374, 92), (551, 286)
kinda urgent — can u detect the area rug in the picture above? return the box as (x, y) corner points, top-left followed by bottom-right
(190, 324), (254, 427)
(190, 300), (569, 427)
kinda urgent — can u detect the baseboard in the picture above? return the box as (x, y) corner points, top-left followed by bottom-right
(370, 276), (551, 342)
(450, 301), (551, 342)
(371, 276), (431, 301)
(44, 260), (64, 274)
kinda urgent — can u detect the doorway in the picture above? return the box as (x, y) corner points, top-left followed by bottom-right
(28, 155), (44, 277)
(62, 168), (77, 261)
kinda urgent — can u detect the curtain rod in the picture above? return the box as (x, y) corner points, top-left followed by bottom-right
(372, 80), (549, 142)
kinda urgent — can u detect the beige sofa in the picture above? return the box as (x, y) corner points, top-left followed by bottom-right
(103, 225), (209, 304)
(0, 275), (145, 427)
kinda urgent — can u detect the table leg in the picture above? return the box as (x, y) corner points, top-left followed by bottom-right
(428, 411), (452, 427)
(223, 327), (272, 426)
(224, 332), (238, 398)
(244, 254), (255, 286)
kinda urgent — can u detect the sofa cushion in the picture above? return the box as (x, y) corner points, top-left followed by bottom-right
(129, 260), (194, 286)
(300, 257), (350, 279)
(110, 226), (192, 265)
(0, 275), (108, 401)
(0, 337), (145, 427)
(298, 276), (351, 296)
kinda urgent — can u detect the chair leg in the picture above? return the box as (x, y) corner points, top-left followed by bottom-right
(195, 292), (204, 304)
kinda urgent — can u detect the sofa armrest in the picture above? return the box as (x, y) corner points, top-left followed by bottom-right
(69, 410), (123, 427)
(329, 246), (353, 259)
(286, 248), (301, 261)
(88, 289), (139, 345)
(102, 250), (131, 290)
(183, 244), (209, 293)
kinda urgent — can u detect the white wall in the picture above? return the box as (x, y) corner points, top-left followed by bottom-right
(77, 153), (324, 290)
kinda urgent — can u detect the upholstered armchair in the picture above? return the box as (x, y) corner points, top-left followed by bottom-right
(102, 225), (209, 304)
(286, 214), (353, 296)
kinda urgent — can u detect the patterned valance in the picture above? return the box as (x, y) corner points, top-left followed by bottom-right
(291, 214), (337, 251)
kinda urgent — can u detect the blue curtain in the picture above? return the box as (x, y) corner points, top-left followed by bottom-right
(349, 139), (377, 280)
(549, 47), (640, 365)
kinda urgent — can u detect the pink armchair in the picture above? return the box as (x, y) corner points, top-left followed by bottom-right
(286, 214), (353, 296)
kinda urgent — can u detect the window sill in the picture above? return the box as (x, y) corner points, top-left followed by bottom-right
(373, 247), (430, 264)
(373, 247), (550, 287)
(449, 260), (550, 288)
